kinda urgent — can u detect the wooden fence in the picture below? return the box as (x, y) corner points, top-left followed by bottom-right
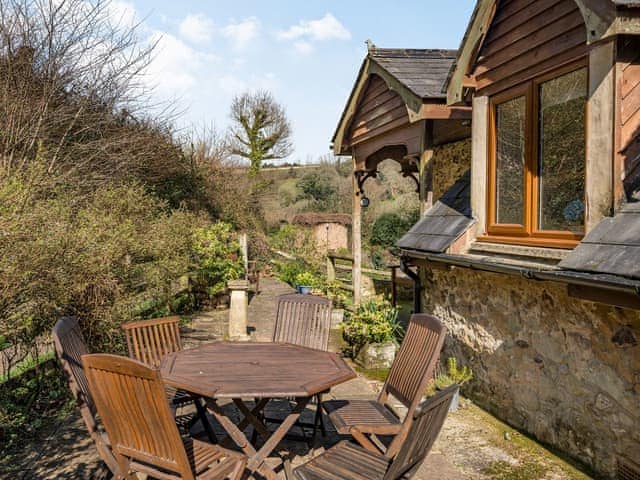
(326, 253), (414, 306)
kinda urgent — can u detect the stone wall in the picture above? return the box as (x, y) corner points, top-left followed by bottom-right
(312, 223), (349, 254)
(432, 138), (471, 200)
(421, 265), (640, 478)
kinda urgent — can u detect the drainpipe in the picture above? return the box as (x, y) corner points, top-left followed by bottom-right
(400, 257), (422, 314)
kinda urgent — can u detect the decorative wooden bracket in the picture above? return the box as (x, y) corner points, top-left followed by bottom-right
(402, 171), (420, 193)
(354, 170), (378, 196)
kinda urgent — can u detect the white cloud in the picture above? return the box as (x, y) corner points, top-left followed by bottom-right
(107, 0), (138, 27)
(293, 41), (313, 55)
(278, 13), (351, 42)
(221, 17), (260, 50)
(145, 31), (218, 97)
(179, 13), (215, 44)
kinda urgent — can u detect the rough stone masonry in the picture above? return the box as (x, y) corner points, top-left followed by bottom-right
(421, 266), (640, 477)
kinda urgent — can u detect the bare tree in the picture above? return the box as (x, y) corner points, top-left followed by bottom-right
(0, 0), (186, 193)
(228, 90), (293, 177)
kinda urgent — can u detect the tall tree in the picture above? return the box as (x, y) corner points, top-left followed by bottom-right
(228, 90), (293, 177)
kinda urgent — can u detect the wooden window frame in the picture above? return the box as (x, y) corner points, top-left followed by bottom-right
(481, 60), (588, 249)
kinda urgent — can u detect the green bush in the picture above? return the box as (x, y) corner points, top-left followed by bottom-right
(274, 260), (308, 287)
(192, 222), (245, 299)
(343, 296), (402, 356)
(369, 209), (420, 248)
(0, 181), (207, 357)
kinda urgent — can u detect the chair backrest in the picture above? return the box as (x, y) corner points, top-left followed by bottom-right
(82, 353), (196, 479)
(273, 294), (332, 351)
(122, 316), (182, 368)
(52, 317), (120, 475)
(380, 314), (446, 410)
(384, 385), (458, 480)
(52, 317), (97, 430)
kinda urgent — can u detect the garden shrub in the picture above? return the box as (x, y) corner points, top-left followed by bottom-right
(369, 209), (419, 248)
(0, 181), (207, 361)
(342, 296), (402, 357)
(192, 222), (245, 299)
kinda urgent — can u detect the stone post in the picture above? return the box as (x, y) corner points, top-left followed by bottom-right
(228, 279), (250, 341)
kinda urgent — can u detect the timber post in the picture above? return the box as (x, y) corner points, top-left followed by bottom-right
(352, 164), (362, 305)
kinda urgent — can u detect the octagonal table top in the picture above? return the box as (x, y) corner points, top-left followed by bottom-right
(160, 341), (356, 399)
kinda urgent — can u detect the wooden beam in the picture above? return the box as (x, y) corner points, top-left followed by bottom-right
(568, 284), (640, 310)
(420, 120), (434, 215)
(352, 159), (362, 305)
(447, 0), (498, 105)
(418, 104), (472, 120)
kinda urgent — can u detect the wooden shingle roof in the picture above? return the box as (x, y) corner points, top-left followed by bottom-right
(368, 48), (457, 99)
(396, 170), (475, 253)
(559, 202), (640, 280)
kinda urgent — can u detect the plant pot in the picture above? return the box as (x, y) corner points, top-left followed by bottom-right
(297, 285), (312, 295)
(355, 341), (397, 370)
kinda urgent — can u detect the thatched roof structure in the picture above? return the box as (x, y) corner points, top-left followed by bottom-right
(292, 213), (352, 227)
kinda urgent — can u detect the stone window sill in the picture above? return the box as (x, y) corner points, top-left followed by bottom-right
(468, 241), (570, 266)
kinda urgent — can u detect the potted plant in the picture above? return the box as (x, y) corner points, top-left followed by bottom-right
(295, 272), (317, 295)
(342, 296), (402, 369)
(434, 357), (473, 411)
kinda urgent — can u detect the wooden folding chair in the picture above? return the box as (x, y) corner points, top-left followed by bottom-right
(121, 316), (216, 441)
(270, 294), (332, 441)
(293, 385), (458, 480)
(323, 313), (446, 457)
(52, 317), (119, 476)
(83, 354), (246, 480)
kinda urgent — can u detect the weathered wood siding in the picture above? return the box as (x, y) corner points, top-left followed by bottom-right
(617, 36), (640, 199)
(473, 0), (588, 95)
(347, 75), (409, 146)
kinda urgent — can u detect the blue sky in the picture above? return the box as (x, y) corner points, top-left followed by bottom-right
(113, 1), (476, 162)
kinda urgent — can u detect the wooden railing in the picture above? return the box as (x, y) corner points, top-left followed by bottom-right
(326, 253), (414, 305)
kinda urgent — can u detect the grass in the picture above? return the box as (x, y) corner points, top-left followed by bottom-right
(353, 365), (390, 383)
(461, 400), (594, 480)
(483, 460), (549, 480)
(0, 350), (55, 385)
(0, 358), (74, 469)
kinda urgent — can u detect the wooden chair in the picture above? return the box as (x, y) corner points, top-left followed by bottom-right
(293, 385), (458, 480)
(82, 354), (246, 480)
(323, 314), (446, 457)
(271, 294), (333, 440)
(121, 316), (215, 441)
(273, 294), (332, 351)
(51, 317), (119, 476)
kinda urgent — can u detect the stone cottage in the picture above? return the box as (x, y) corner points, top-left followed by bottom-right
(291, 213), (351, 254)
(396, 1), (640, 478)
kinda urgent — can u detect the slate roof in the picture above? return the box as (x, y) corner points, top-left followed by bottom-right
(397, 170), (474, 253)
(613, 0), (640, 7)
(369, 48), (457, 99)
(559, 202), (640, 280)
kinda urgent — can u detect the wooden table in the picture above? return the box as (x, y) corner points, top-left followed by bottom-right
(160, 341), (355, 479)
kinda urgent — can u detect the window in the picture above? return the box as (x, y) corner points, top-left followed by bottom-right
(485, 64), (587, 248)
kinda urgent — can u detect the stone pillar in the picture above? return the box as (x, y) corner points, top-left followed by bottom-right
(352, 165), (362, 305)
(228, 279), (250, 341)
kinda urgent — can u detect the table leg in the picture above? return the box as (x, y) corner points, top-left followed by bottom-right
(206, 397), (311, 478)
(247, 396), (310, 472)
(233, 398), (271, 442)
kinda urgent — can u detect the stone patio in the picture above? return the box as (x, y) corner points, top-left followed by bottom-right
(6, 277), (593, 479)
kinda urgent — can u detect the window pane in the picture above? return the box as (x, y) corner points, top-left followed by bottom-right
(495, 96), (526, 225)
(538, 68), (587, 233)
